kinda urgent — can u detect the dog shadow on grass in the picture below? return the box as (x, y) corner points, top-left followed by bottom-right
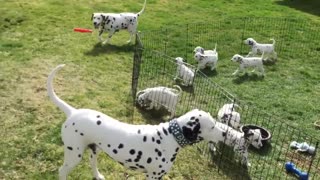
(232, 73), (265, 84)
(197, 69), (219, 77)
(84, 43), (134, 56)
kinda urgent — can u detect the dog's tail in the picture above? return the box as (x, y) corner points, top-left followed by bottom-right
(213, 43), (217, 52)
(47, 64), (76, 118)
(137, 0), (147, 16)
(270, 38), (275, 46)
(172, 85), (182, 95)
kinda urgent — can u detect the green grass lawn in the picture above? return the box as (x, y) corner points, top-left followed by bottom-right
(1, 0), (319, 179)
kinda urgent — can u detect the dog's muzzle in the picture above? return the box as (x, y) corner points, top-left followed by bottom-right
(93, 22), (100, 29)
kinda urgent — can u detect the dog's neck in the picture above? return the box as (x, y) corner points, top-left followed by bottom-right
(168, 119), (193, 147)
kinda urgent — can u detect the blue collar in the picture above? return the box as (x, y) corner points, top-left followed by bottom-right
(169, 119), (192, 147)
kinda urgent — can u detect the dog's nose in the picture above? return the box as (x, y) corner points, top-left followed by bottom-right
(94, 22), (97, 25)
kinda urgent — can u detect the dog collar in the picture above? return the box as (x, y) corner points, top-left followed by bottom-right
(169, 119), (192, 147)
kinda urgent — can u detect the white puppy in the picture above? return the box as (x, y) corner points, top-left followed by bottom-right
(91, 0), (146, 44)
(194, 52), (218, 71)
(193, 43), (218, 55)
(174, 57), (195, 86)
(231, 52), (265, 76)
(217, 103), (241, 129)
(210, 122), (263, 167)
(136, 85), (182, 117)
(244, 38), (277, 60)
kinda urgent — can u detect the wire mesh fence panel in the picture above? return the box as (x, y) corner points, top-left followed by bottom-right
(132, 17), (320, 179)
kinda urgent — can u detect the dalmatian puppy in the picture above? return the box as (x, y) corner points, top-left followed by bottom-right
(174, 57), (195, 86)
(231, 52), (265, 76)
(217, 103), (241, 129)
(194, 52), (218, 71)
(210, 122), (263, 167)
(47, 66), (221, 180)
(244, 38), (277, 60)
(91, 0), (146, 44)
(136, 85), (182, 118)
(193, 43), (218, 55)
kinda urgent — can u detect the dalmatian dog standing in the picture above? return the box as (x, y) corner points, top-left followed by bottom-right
(194, 48), (218, 71)
(231, 52), (265, 76)
(47, 65), (222, 180)
(174, 57), (195, 86)
(91, 0), (146, 44)
(193, 43), (218, 55)
(210, 122), (263, 167)
(244, 38), (277, 60)
(217, 103), (241, 129)
(136, 85), (182, 118)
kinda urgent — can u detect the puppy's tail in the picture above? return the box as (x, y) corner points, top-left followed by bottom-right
(173, 85), (182, 95)
(270, 38), (275, 46)
(137, 0), (147, 16)
(47, 64), (76, 118)
(213, 43), (217, 52)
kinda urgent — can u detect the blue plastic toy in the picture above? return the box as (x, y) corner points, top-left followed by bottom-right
(285, 162), (309, 180)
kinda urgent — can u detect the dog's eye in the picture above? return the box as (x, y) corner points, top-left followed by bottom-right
(255, 139), (259, 142)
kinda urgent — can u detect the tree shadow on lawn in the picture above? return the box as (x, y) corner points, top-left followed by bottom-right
(84, 43), (134, 56)
(232, 73), (265, 84)
(276, 0), (320, 17)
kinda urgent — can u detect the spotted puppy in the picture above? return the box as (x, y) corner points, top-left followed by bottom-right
(174, 57), (195, 86)
(91, 0), (146, 44)
(136, 85), (182, 118)
(47, 66), (220, 180)
(193, 43), (218, 55)
(244, 38), (277, 60)
(231, 52), (265, 76)
(194, 52), (218, 71)
(217, 103), (241, 129)
(211, 122), (263, 167)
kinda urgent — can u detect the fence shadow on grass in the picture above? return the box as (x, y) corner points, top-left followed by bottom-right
(84, 43), (134, 56)
(276, 0), (320, 17)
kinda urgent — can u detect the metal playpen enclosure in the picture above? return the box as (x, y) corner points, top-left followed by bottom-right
(131, 17), (320, 179)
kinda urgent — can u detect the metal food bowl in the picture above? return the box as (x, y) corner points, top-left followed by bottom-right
(240, 124), (272, 147)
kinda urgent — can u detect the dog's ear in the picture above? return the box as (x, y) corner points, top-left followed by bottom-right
(200, 48), (204, 54)
(91, 13), (94, 21)
(243, 127), (254, 138)
(182, 122), (201, 143)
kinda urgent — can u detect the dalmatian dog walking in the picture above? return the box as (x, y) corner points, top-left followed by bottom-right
(47, 65), (222, 180)
(174, 57), (195, 86)
(91, 0), (146, 44)
(194, 51), (218, 71)
(210, 122), (263, 167)
(244, 38), (277, 60)
(217, 103), (241, 129)
(231, 52), (265, 76)
(136, 85), (182, 118)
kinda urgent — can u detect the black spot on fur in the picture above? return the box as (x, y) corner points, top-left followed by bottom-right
(97, 115), (100, 118)
(162, 158), (166, 162)
(152, 137), (155, 142)
(78, 154), (81, 158)
(113, 149), (118, 154)
(190, 116), (195, 120)
(75, 130), (78, 132)
(130, 149), (135, 155)
(143, 136), (147, 142)
(175, 147), (180, 152)
(97, 120), (101, 125)
(138, 151), (142, 156)
(138, 129), (141, 134)
(108, 144), (111, 147)
(222, 132), (227, 137)
(182, 123), (201, 143)
(156, 140), (161, 144)
(80, 133), (84, 136)
(162, 127), (168, 135)
(147, 157), (152, 163)
(118, 144), (124, 149)
(130, 166), (137, 170)
(67, 146), (73, 151)
(159, 165), (162, 168)
(72, 122), (75, 125)
(126, 159), (132, 162)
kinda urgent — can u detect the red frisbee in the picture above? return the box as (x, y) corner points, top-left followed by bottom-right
(73, 28), (93, 33)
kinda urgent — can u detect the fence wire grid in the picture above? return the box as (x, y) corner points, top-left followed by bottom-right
(131, 17), (320, 180)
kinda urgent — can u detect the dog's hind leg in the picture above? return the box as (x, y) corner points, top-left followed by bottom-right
(102, 31), (114, 45)
(88, 144), (105, 180)
(59, 144), (85, 180)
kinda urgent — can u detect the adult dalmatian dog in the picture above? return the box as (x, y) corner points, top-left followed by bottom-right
(91, 0), (146, 44)
(47, 64), (224, 180)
